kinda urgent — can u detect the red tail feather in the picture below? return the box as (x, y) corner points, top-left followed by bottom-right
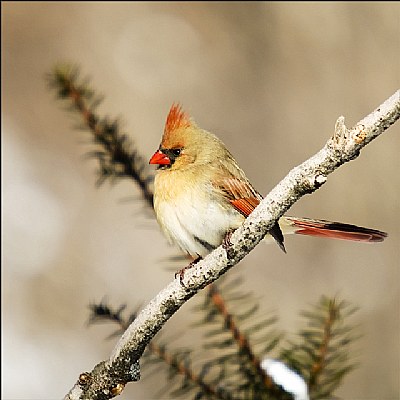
(286, 217), (387, 243)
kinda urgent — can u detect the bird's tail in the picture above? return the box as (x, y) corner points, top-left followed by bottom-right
(282, 216), (387, 243)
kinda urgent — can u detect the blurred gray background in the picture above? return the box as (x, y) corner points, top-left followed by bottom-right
(2, 2), (399, 399)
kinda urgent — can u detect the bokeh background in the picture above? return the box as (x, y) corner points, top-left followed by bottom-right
(2, 2), (399, 399)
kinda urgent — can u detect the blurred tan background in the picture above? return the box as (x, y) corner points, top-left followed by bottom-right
(2, 2), (399, 399)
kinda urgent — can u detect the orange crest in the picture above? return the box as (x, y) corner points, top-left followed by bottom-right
(164, 104), (191, 137)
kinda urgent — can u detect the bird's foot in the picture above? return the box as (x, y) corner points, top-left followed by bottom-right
(222, 230), (235, 259)
(175, 255), (202, 286)
(222, 230), (233, 250)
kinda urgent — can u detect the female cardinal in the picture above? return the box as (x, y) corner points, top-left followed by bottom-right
(149, 104), (386, 263)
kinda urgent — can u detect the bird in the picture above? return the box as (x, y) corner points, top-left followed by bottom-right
(149, 104), (387, 277)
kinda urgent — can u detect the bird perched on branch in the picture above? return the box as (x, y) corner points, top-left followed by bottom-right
(149, 104), (387, 275)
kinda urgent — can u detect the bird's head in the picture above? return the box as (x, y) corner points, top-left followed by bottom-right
(149, 104), (227, 171)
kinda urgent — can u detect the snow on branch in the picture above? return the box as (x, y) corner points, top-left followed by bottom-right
(64, 90), (399, 400)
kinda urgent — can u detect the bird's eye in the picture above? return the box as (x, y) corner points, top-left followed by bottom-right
(172, 148), (181, 157)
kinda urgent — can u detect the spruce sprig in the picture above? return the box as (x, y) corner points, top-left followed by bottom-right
(47, 64), (154, 207)
(280, 296), (359, 399)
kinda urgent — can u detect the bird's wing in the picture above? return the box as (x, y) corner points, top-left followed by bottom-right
(214, 176), (286, 252)
(215, 176), (261, 217)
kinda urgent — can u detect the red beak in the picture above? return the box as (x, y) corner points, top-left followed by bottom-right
(149, 150), (171, 165)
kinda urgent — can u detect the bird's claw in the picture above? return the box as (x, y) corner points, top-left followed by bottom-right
(222, 230), (236, 260)
(222, 230), (233, 250)
(175, 255), (202, 286)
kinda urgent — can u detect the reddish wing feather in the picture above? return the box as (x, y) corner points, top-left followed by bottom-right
(230, 197), (260, 217)
(216, 177), (261, 217)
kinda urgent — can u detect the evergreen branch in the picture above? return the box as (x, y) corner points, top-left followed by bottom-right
(308, 299), (338, 390)
(47, 64), (154, 207)
(147, 342), (234, 400)
(280, 296), (359, 399)
(207, 285), (275, 390)
(203, 284), (290, 400)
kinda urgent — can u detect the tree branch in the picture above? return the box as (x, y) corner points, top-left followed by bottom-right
(64, 90), (399, 400)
